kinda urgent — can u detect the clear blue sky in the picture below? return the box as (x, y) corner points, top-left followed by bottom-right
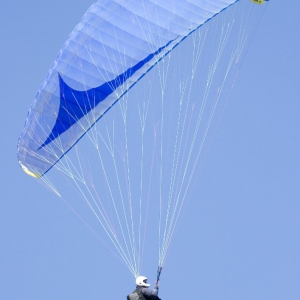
(1, 1), (300, 299)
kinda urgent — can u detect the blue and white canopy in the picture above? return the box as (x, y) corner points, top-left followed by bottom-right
(18, 0), (239, 178)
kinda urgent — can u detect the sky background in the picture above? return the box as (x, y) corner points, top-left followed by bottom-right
(1, 1), (300, 299)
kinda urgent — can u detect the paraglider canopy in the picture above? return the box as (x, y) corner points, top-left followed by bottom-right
(18, 0), (242, 178)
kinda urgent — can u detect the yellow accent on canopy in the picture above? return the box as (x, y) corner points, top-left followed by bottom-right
(20, 164), (41, 178)
(251, 0), (267, 4)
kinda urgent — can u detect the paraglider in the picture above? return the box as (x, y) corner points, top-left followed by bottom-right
(127, 276), (160, 300)
(18, 0), (270, 285)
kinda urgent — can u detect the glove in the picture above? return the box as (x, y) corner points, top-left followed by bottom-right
(154, 284), (159, 290)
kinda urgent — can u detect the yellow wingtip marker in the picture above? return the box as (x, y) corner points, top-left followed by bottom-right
(20, 164), (41, 178)
(251, 0), (267, 4)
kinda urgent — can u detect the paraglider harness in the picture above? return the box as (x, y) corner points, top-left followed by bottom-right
(127, 267), (162, 300)
(127, 287), (161, 300)
(127, 287), (142, 300)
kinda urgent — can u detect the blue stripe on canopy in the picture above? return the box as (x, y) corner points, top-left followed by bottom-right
(40, 39), (175, 148)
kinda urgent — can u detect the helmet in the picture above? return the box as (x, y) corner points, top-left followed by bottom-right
(136, 276), (150, 287)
